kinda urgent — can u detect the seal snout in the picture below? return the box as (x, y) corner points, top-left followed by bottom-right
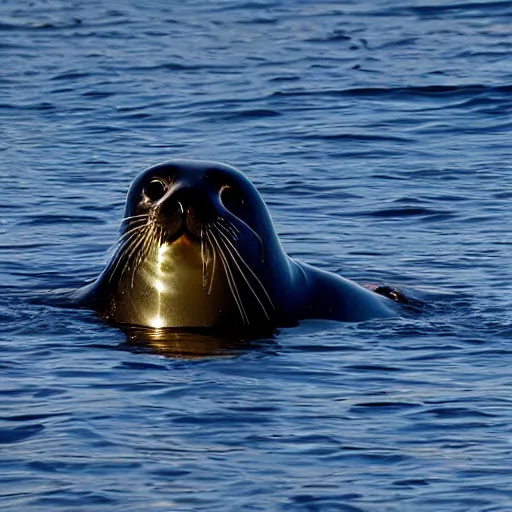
(159, 185), (218, 240)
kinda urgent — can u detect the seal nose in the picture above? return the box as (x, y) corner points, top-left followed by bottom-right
(160, 186), (217, 225)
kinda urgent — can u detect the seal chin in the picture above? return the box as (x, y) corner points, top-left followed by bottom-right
(172, 232), (195, 247)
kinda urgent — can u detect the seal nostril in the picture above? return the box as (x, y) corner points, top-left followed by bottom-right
(160, 196), (184, 219)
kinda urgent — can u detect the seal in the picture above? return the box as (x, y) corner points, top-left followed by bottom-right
(74, 160), (396, 330)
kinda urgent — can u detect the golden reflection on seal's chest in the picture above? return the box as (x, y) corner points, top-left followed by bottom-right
(155, 239), (203, 296)
(139, 238), (233, 328)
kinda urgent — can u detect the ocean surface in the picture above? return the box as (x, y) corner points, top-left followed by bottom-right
(1, 0), (512, 510)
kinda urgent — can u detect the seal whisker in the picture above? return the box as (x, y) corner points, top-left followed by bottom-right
(130, 225), (159, 288)
(117, 229), (150, 287)
(121, 213), (150, 223)
(217, 235), (270, 320)
(119, 216), (150, 234)
(216, 243), (249, 326)
(205, 226), (217, 295)
(215, 217), (239, 241)
(107, 229), (144, 284)
(108, 222), (154, 286)
(207, 229), (249, 325)
(121, 219), (149, 230)
(214, 224), (274, 319)
(122, 214), (149, 223)
(215, 218), (265, 263)
(214, 220), (273, 304)
(208, 241), (216, 295)
(200, 226), (208, 291)
(200, 226), (216, 294)
(117, 221), (150, 243)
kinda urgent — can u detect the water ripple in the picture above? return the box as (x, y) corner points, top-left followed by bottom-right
(0, 424), (45, 444)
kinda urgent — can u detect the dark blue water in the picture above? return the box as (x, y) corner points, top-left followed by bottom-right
(2, 0), (512, 510)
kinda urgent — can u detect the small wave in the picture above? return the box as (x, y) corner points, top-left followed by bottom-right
(18, 214), (102, 226)
(292, 132), (414, 143)
(306, 30), (353, 43)
(0, 101), (57, 111)
(51, 71), (92, 81)
(349, 401), (421, 412)
(0, 424), (45, 444)
(129, 62), (240, 73)
(272, 84), (512, 100)
(345, 364), (402, 371)
(364, 207), (456, 218)
(368, 0), (512, 18)
(0, 20), (81, 31)
(409, 1), (512, 16)
(204, 108), (282, 122)
(236, 16), (278, 25)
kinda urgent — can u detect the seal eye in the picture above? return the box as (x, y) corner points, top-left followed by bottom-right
(144, 179), (166, 202)
(220, 185), (245, 213)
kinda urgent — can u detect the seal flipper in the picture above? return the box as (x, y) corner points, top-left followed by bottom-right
(364, 284), (426, 316)
(370, 285), (410, 305)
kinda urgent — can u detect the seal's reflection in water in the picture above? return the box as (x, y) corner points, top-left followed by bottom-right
(120, 325), (278, 359)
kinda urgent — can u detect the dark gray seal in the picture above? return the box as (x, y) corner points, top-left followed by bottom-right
(74, 160), (396, 330)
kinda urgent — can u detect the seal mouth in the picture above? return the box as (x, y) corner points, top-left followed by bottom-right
(157, 207), (213, 245)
